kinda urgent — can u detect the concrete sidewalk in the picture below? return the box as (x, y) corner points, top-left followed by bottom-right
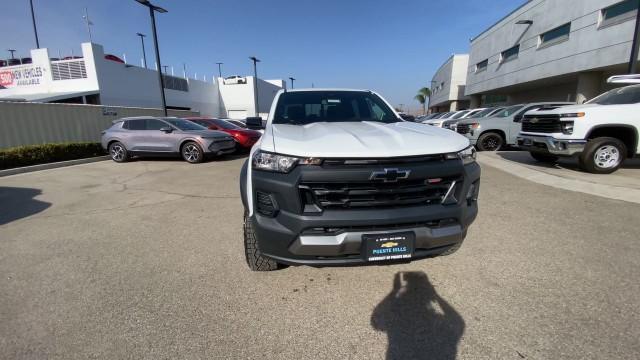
(477, 151), (640, 204)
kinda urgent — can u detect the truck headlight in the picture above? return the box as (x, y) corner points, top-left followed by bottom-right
(252, 150), (322, 173)
(445, 146), (477, 165)
(559, 112), (585, 118)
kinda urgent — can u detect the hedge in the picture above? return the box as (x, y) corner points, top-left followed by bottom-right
(0, 142), (106, 170)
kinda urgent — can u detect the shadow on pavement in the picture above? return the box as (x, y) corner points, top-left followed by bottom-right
(495, 151), (640, 170)
(0, 187), (51, 226)
(371, 272), (464, 360)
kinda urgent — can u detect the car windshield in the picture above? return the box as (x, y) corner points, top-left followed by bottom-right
(212, 119), (241, 130)
(450, 111), (470, 119)
(273, 91), (400, 125)
(468, 108), (494, 118)
(495, 105), (524, 118)
(587, 85), (640, 105)
(165, 118), (207, 131)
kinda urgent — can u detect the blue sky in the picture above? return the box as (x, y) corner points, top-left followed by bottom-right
(2, 0), (524, 111)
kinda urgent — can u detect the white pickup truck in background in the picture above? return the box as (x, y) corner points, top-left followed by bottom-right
(518, 75), (640, 174)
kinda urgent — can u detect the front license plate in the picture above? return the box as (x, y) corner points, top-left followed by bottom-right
(363, 232), (415, 262)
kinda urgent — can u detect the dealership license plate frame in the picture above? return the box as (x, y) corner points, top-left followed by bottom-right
(363, 232), (415, 262)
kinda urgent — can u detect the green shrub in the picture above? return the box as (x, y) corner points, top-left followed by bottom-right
(0, 142), (106, 170)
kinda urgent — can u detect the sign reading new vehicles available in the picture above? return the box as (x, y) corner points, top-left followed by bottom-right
(0, 66), (45, 87)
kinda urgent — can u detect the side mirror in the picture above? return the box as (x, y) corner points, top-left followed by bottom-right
(513, 115), (523, 123)
(246, 117), (264, 130)
(159, 126), (173, 133)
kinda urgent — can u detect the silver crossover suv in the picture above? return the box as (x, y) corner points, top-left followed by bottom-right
(101, 117), (236, 163)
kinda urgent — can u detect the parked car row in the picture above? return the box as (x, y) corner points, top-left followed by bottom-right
(421, 75), (640, 174)
(101, 117), (262, 164)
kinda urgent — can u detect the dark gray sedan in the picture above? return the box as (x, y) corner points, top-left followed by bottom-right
(101, 117), (236, 163)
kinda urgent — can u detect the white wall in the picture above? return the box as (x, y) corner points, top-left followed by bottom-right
(466, 0), (638, 96)
(218, 76), (285, 118)
(430, 54), (469, 108)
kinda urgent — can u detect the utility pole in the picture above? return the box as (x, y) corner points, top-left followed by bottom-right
(83, 8), (93, 42)
(134, 0), (168, 116)
(289, 77), (296, 89)
(628, 0), (640, 74)
(136, 33), (147, 68)
(216, 62), (223, 78)
(29, 0), (40, 48)
(249, 56), (261, 117)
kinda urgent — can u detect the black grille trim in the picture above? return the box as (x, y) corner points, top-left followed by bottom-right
(522, 115), (562, 133)
(299, 177), (460, 210)
(457, 124), (470, 134)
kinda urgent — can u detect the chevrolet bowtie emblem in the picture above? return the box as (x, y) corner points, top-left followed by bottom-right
(530, 118), (539, 123)
(370, 168), (411, 183)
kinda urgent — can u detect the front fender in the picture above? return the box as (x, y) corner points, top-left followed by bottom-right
(240, 159), (249, 210)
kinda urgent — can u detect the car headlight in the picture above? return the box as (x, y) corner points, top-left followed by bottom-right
(252, 150), (322, 173)
(445, 146), (477, 165)
(470, 123), (481, 130)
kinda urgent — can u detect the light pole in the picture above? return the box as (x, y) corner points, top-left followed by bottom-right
(629, 0), (640, 74)
(289, 77), (296, 89)
(136, 33), (147, 68)
(29, 0), (40, 48)
(7, 49), (16, 60)
(83, 8), (94, 42)
(134, 0), (168, 116)
(249, 56), (261, 117)
(162, 65), (168, 74)
(216, 62), (223, 78)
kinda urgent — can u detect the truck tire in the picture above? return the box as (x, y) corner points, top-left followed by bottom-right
(244, 211), (279, 271)
(529, 152), (558, 163)
(476, 132), (504, 151)
(579, 137), (627, 174)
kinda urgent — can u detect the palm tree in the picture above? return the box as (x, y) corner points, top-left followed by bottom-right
(414, 87), (432, 114)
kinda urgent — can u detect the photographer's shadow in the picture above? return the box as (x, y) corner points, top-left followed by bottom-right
(371, 272), (464, 360)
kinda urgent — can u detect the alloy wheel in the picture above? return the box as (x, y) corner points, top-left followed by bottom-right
(183, 144), (200, 162)
(110, 144), (125, 161)
(593, 145), (620, 169)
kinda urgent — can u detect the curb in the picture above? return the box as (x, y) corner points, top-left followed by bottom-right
(0, 156), (110, 177)
(477, 153), (640, 205)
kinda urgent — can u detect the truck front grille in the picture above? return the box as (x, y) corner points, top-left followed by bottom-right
(522, 115), (562, 133)
(299, 177), (459, 210)
(456, 124), (470, 134)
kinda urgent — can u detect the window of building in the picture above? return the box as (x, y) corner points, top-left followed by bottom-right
(500, 45), (520, 63)
(539, 23), (571, 48)
(600, 0), (639, 28)
(475, 59), (488, 73)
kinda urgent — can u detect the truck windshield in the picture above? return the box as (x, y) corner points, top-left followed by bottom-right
(587, 85), (640, 105)
(273, 91), (400, 125)
(495, 105), (524, 118)
(468, 108), (495, 118)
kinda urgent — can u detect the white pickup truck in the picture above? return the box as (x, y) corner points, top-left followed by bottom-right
(518, 76), (640, 174)
(239, 89), (480, 271)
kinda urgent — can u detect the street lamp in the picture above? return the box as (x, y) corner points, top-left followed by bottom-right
(249, 56), (261, 117)
(216, 62), (223, 78)
(7, 49), (16, 60)
(134, 0), (168, 116)
(29, 0), (40, 48)
(289, 77), (296, 89)
(136, 32), (147, 68)
(629, 0), (640, 74)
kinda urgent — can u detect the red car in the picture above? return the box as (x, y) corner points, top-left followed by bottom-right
(185, 118), (261, 150)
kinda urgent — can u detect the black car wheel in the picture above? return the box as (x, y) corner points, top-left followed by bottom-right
(181, 141), (204, 164)
(108, 141), (129, 163)
(476, 132), (504, 151)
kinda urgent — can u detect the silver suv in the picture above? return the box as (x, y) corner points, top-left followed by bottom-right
(101, 117), (236, 163)
(455, 102), (573, 151)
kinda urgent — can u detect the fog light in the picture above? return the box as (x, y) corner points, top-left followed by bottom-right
(561, 121), (574, 135)
(256, 191), (278, 217)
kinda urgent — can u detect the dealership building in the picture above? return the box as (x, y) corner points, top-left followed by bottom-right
(0, 42), (285, 118)
(463, 0), (639, 107)
(428, 54), (470, 113)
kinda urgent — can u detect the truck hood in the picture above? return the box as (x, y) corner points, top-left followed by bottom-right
(269, 121), (470, 158)
(526, 103), (601, 115)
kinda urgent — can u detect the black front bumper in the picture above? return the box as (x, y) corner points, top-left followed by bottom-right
(241, 159), (481, 266)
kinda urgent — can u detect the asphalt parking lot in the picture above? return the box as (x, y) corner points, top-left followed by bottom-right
(1, 156), (639, 359)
